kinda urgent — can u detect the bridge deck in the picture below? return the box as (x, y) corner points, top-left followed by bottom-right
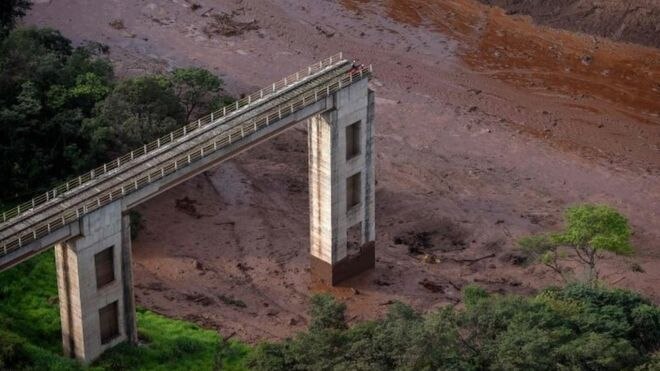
(0, 54), (372, 267)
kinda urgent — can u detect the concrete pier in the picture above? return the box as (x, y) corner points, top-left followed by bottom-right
(308, 79), (376, 284)
(54, 201), (137, 362)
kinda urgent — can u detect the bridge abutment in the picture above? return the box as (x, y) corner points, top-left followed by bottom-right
(54, 201), (137, 362)
(308, 79), (376, 285)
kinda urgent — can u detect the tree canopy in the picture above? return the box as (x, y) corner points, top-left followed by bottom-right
(0, 28), (114, 202)
(249, 287), (660, 370)
(0, 27), (227, 206)
(520, 204), (633, 284)
(0, 0), (31, 39)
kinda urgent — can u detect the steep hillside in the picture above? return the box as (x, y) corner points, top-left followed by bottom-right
(478, 0), (660, 48)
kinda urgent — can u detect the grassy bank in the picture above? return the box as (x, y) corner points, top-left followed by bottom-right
(0, 251), (250, 370)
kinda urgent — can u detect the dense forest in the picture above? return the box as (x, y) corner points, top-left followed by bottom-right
(0, 0), (226, 205)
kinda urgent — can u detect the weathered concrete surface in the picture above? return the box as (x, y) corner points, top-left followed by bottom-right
(308, 78), (376, 284)
(0, 222), (79, 271)
(55, 201), (136, 362)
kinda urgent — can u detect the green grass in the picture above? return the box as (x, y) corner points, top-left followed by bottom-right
(0, 251), (250, 370)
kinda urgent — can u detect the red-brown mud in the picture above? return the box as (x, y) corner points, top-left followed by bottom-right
(26, 0), (659, 343)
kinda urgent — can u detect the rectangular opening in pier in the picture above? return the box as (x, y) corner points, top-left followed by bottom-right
(346, 172), (361, 210)
(346, 121), (361, 160)
(99, 301), (119, 345)
(95, 246), (115, 289)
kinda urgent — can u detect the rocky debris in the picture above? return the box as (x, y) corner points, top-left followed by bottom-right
(630, 262), (645, 273)
(419, 279), (444, 293)
(374, 278), (392, 286)
(203, 12), (259, 37)
(236, 262), (253, 272)
(315, 25), (336, 38)
(184, 292), (215, 306)
(218, 294), (247, 308)
(109, 19), (125, 30)
(394, 231), (433, 254)
(477, 0), (660, 48)
(422, 253), (440, 264)
(175, 197), (203, 218)
(394, 219), (468, 254)
(500, 251), (528, 266)
(136, 281), (167, 291)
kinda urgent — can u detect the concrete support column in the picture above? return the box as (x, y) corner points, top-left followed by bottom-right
(308, 78), (376, 285)
(54, 201), (137, 363)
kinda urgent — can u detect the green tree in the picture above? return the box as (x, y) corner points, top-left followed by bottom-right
(520, 204), (632, 285)
(84, 75), (185, 158)
(0, 28), (113, 202)
(0, 0), (31, 39)
(170, 67), (223, 121)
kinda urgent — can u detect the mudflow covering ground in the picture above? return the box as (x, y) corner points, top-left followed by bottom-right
(26, 0), (659, 343)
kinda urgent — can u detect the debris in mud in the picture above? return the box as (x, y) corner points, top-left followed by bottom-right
(419, 279), (444, 293)
(203, 12), (259, 37)
(422, 253), (440, 264)
(394, 231), (432, 254)
(315, 25), (335, 38)
(184, 292), (215, 306)
(186, 1), (202, 11)
(374, 278), (392, 286)
(109, 19), (125, 30)
(393, 219), (468, 255)
(500, 251), (528, 266)
(136, 281), (167, 291)
(630, 262), (645, 273)
(445, 253), (496, 266)
(218, 294), (247, 308)
(236, 262), (253, 272)
(175, 197), (203, 218)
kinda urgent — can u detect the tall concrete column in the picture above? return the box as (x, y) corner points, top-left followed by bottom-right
(54, 200), (137, 363)
(308, 78), (376, 285)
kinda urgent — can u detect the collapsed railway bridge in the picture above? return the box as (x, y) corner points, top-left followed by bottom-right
(0, 54), (376, 362)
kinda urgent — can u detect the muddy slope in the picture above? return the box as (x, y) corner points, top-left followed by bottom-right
(478, 0), (660, 48)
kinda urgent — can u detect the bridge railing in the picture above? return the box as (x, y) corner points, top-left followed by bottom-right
(1, 64), (372, 258)
(0, 53), (345, 226)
